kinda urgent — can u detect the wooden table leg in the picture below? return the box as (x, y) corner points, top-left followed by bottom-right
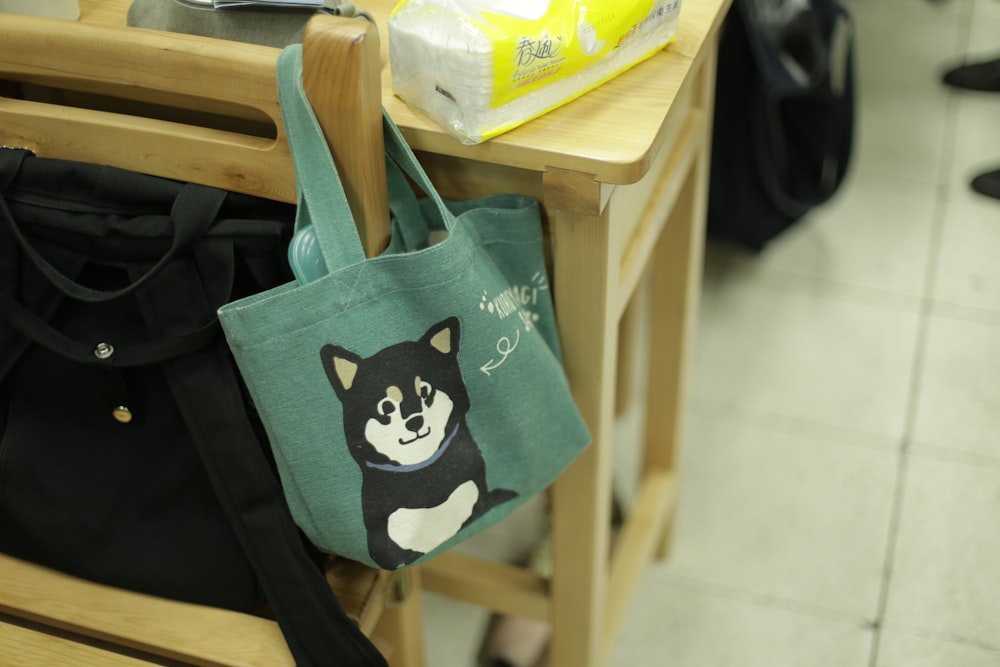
(644, 42), (716, 560)
(545, 168), (618, 667)
(543, 37), (719, 667)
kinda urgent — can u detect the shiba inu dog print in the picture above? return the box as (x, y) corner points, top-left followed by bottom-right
(321, 317), (518, 569)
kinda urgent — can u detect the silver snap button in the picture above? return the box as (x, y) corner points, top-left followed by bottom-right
(94, 342), (114, 360)
(112, 406), (133, 424)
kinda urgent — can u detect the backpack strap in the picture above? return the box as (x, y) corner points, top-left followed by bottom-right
(132, 246), (386, 667)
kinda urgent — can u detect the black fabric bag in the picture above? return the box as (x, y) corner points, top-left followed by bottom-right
(0, 148), (386, 667)
(707, 0), (856, 251)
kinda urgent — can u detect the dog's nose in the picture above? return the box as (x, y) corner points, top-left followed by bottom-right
(405, 415), (424, 433)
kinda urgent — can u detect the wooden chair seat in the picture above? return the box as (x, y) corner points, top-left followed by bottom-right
(0, 553), (413, 666)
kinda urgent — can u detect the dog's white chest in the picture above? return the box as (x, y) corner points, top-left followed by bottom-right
(387, 480), (479, 554)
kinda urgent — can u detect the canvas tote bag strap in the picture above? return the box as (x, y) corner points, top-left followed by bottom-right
(384, 155), (440, 251)
(379, 110), (452, 218)
(135, 255), (387, 667)
(275, 45), (457, 269)
(275, 44), (366, 269)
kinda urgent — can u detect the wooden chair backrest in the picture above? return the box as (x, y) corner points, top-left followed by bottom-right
(0, 12), (390, 255)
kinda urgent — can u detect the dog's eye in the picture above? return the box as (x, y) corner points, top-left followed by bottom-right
(378, 399), (397, 417)
(418, 381), (433, 401)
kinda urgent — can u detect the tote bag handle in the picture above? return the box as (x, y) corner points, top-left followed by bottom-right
(276, 45), (456, 272)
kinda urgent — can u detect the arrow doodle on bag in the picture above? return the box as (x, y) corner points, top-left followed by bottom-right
(480, 329), (520, 376)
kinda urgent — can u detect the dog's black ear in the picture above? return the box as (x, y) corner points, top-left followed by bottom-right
(321, 344), (363, 398)
(422, 316), (460, 356)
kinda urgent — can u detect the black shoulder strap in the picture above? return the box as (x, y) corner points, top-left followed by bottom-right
(132, 245), (386, 666)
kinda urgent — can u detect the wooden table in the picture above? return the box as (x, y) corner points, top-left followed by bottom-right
(364, 3), (731, 666)
(68, 2), (731, 665)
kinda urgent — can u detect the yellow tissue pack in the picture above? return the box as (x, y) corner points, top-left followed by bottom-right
(388, 0), (682, 144)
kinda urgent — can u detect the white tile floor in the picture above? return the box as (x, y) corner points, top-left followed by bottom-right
(422, 0), (1000, 664)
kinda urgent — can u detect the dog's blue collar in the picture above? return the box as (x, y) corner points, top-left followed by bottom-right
(366, 424), (459, 473)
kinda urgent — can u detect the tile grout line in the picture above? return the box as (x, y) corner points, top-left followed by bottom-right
(866, 3), (973, 664)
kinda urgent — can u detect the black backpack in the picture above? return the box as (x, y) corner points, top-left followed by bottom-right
(707, 0), (857, 251)
(0, 149), (386, 667)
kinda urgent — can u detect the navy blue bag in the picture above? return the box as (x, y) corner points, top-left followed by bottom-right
(707, 0), (856, 251)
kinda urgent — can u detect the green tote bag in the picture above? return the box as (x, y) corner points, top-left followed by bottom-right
(218, 45), (590, 571)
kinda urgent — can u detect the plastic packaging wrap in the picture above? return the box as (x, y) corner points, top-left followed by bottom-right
(388, 0), (682, 144)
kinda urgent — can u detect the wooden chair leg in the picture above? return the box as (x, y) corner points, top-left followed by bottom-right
(375, 569), (425, 667)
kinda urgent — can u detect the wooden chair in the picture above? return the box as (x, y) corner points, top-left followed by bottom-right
(0, 11), (422, 666)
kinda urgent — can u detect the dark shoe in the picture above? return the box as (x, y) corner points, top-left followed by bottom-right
(971, 167), (1000, 200)
(942, 56), (1000, 92)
